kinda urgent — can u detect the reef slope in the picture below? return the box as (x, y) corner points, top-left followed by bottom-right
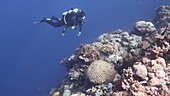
(51, 5), (170, 96)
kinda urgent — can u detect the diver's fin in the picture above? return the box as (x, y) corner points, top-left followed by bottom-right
(32, 21), (41, 24)
(32, 18), (46, 24)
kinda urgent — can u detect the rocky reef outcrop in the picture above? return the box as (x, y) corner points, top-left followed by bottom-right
(51, 5), (170, 96)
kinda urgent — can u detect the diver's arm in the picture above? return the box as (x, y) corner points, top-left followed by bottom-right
(78, 16), (85, 34)
(77, 23), (83, 36)
(79, 23), (83, 32)
(61, 25), (68, 36)
(51, 16), (61, 22)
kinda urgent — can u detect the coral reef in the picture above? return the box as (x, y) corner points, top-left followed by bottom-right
(153, 5), (170, 28)
(134, 21), (156, 35)
(76, 44), (100, 63)
(86, 60), (116, 84)
(50, 5), (170, 96)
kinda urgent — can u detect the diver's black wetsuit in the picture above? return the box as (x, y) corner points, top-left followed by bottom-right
(38, 8), (85, 36)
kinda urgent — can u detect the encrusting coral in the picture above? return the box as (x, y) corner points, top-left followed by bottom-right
(50, 5), (170, 96)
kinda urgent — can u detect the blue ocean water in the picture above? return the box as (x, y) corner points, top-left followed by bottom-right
(0, 0), (169, 96)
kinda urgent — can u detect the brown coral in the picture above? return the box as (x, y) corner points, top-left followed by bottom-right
(99, 44), (115, 55)
(86, 60), (116, 84)
(76, 44), (100, 63)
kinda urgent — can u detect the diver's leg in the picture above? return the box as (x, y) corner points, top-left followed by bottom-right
(33, 17), (55, 25)
(32, 18), (49, 24)
(77, 23), (82, 36)
(61, 26), (68, 36)
(44, 20), (58, 27)
(38, 18), (62, 27)
(51, 16), (61, 21)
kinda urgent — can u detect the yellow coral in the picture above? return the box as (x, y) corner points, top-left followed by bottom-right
(53, 91), (60, 96)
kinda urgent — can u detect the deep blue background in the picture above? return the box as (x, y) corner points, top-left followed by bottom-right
(0, 0), (169, 96)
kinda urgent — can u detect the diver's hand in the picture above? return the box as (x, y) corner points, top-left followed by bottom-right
(61, 32), (65, 36)
(77, 32), (81, 36)
(71, 26), (75, 30)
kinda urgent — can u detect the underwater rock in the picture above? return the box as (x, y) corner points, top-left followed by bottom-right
(96, 29), (143, 66)
(148, 73), (163, 86)
(154, 5), (170, 27)
(107, 83), (114, 91)
(70, 92), (85, 96)
(62, 85), (71, 96)
(134, 21), (156, 35)
(86, 60), (116, 84)
(98, 33), (114, 43)
(150, 60), (164, 71)
(68, 69), (81, 81)
(155, 70), (165, 80)
(133, 64), (148, 80)
(156, 57), (166, 68)
(107, 54), (123, 64)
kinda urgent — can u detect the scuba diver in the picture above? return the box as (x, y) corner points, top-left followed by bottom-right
(33, 8), (86, 36)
